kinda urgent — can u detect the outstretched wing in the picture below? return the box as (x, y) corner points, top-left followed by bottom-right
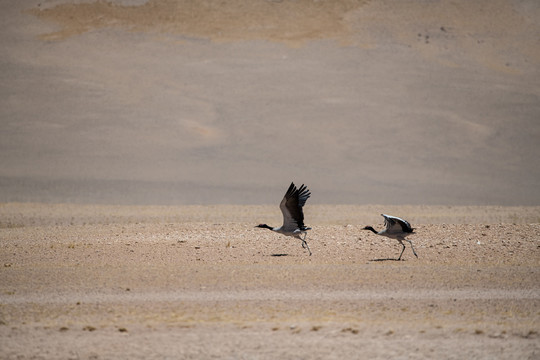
(382, 214), (413, 234)
(279, 182), (311, 231)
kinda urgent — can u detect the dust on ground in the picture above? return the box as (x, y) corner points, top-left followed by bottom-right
(28, 0), (368, 45)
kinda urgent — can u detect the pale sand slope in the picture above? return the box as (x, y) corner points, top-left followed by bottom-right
(1, 0), (540, 205)
(1, 204), (539, 359)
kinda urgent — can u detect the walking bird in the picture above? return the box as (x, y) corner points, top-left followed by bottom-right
(256, 182), (312, 255)
(363, 214), (418, 260)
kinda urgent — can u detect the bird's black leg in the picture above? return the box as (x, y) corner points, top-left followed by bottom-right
(303, 240), (312, 256)
(397, 240), (406, 261)
(301, 232), (312, 256)
(406, 239), (418, 258)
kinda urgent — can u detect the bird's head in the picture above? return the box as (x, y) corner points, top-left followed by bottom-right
(363, 226), (378, 234)
(255, 224), (271, 229)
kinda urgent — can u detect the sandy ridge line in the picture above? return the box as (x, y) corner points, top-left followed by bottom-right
(3, 288), (539, 304)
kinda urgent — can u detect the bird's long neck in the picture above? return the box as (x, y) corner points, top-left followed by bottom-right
(364, 226), (378, 234)
(258, 224), (274, 230)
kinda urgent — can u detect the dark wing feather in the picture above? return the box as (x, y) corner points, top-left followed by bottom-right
(296, 184), (311, 208)
(279, 182), (311, 231)
(382, 214), (413, 233)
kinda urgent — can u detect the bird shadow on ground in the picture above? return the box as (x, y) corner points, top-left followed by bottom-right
(370, 258), (402, 262)
(270, 253), (289, 257)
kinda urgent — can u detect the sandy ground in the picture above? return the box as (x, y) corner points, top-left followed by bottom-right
(1, 204), (539, 359)
(1, 0), (540, 205)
